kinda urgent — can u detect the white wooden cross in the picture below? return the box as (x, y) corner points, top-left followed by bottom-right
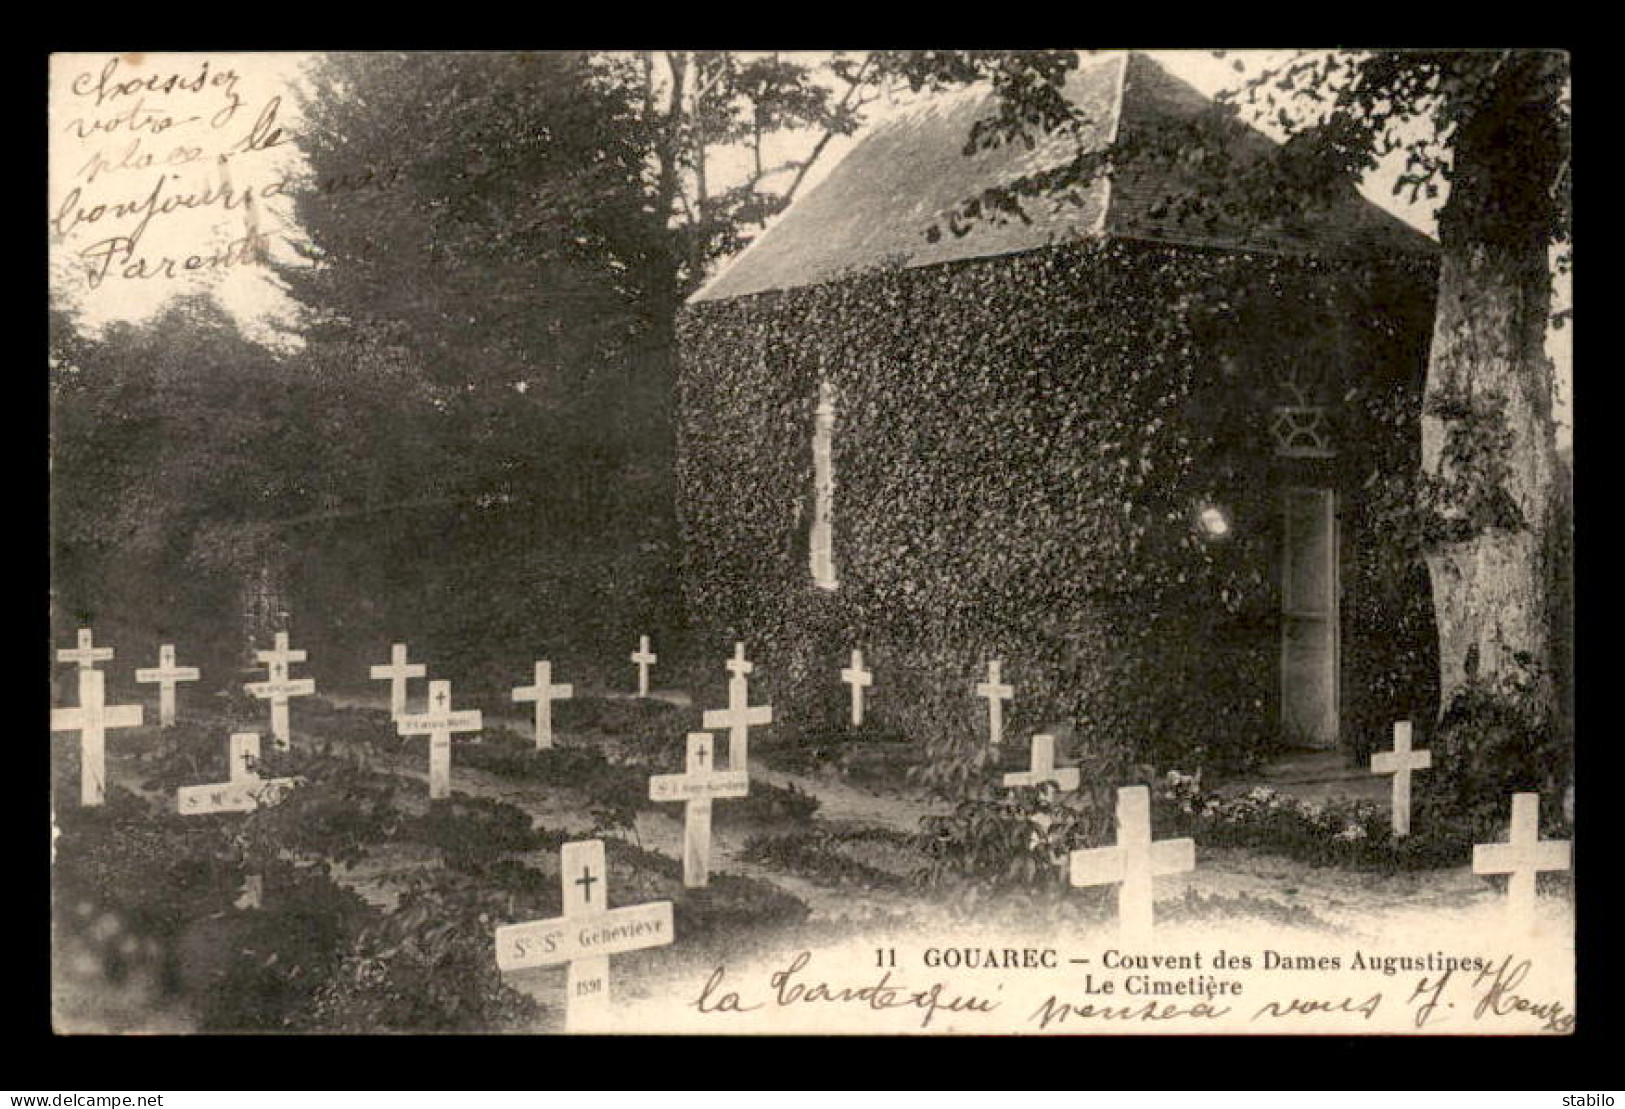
(1069, 785), (1196, 941)
(369, 642), (426, 719)
(395, 679), (483, 799)
(135, 644), (200, 727)
(703, 645), (773, 771)
(256, 630), (307, 672)
(1473, 792), (1572, 930)
(176, 732), (301, 815)
(976, 659), (1014, 746)
(840, 649), (873, 727)
(51, 670), (143, 807)
(1371, 720), (1431, 837)
(724, 640), (753, 679)
(245, 634), (316, 750)
(1003, 734), (1080, 792)
(57, 627), (114, 672)
(649, 732), (749, 888)
(630, 635), (657, 697)
(513, 660), (573, 750)
(494, 838), (674, 1032)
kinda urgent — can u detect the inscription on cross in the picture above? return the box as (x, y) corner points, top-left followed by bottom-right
(245, 632), (315, 749)
(840, 649), (874, 727)
(702, 643), (772, 771)
(1003, 734), (1080, 792)
(649, 732), (749, 888)
(176, 732), (302, 815)
(1371, 720), (1431, 837)
(513, 661), (573, 750)
(976, 660), (1014, 747)
(57, 627), (114, 672)
(135, 644), (201, 727)
(1473, 792), (1572, 931)
(395, 679), (483, 799)
(51, 669), (143, 807)
(1069, 785), (1196, 941)
(630, 635), (657, 698)
(494, 839), (674, 1032)
(370, 643), (426, 719)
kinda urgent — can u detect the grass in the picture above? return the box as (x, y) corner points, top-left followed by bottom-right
(740, 827), (917, 889)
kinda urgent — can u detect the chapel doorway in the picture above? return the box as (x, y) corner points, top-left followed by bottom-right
(1280, 486), (1339, 748)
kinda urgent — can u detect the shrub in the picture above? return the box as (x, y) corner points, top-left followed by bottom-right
(739, 828), (913, 888)
(1415, 661), (1572, 845)
(301, 869), (543, 1033)
(1156, 771), (1478, 871)
(52, 788), (374, 1032)
(915, 781), (1117, 891)
(409, 795), (547, 869)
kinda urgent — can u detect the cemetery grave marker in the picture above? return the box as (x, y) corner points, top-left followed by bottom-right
(631, 635), (657, 697)
(369, 642), (426, 719)
(135, 643), (200, 727)
(840, 649), (873, 727)
(1003, 734), (1080, 792)
(245, 632), (315, 749)
(1473, 792), (1572, 930)
(57, 627), (114, 672)
(395, 679), (483, 799)
(51, 669), (143, 807)
(648, 732), (749, 888)
(1370, 720), (1431, 837)
(724, 640), (753, 680)
(513, 660), (573, 750)
(176, 732), (302, 815)
(702, 642), (773, 770)
(976, 659), (1013, 747)
(493, 838), (675, 1032)
(1069, 785), (1196, 941)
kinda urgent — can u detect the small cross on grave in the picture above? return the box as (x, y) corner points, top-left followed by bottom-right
(976, 660), (1014, 747)
(630, 635), (657, 697)
(244, 633), (315, 750)
(369, 642), (426, 719)
(840, 649), (874, 727)
(649, 732), (749, 888)
(1473, 792), (1572, 931)
(176, 732), (302, 816)
(513, 661), (573, 750)
(703, 646), (773, 771)
(1371, 720), (1431, 837)
(1003, 734), (1080, 792)
(494, 838), (674, 1032)
(1069, 785), (1196, 942)
(724, 641), (753, 680)
(396, 679), (483, 799)
(256, 630), (307, 671)
(51, 669), (143, 807)
(57, 627), (114, 672)
(135, 644), (200, 727)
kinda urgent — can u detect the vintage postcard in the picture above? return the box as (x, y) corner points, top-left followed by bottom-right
(48, 49), (1574, 1035)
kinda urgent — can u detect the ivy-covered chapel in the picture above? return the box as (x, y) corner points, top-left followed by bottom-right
(675, 52), (1441, 773)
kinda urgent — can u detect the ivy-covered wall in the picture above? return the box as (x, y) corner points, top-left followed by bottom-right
(676, 237), (1437, 784)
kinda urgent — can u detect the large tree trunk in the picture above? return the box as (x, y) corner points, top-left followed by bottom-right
(1419, 52), (1567, 731)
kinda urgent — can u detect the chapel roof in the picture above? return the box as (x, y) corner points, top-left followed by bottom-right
(689, 52), (1437, 305)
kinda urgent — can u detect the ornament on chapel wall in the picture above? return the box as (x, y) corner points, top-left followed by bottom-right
(1270, 363), (1336, 459)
